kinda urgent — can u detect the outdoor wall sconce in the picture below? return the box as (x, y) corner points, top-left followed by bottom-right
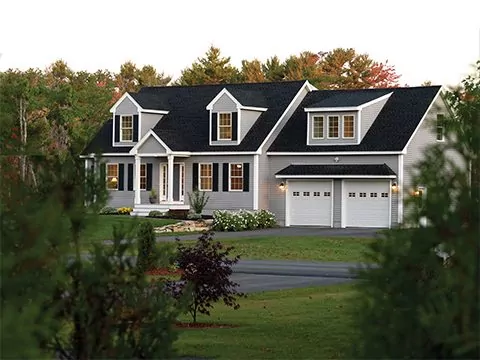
(391, 181), (398, 192)
(279, 182), (285, 191)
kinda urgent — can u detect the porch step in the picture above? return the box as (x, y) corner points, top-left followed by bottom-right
(131, 204), (190, 217)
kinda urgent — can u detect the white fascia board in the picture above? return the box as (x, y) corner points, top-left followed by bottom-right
(141, 109), (169, 115)
(275, 174), (397, 179)
(206, 88), (242, 110)
(267, 151), (402, 155)
(357, 92), (393, 110)
(191, 151), (258, 155)
(305, 106), (360, 112)
(128, 130), (173, 155)
(402, 89), (442, 152)
(109, 92), (142, 113)
(84, 153), (133, 157)
(305, 80), (317, 91)
(239, 106), (268, 112)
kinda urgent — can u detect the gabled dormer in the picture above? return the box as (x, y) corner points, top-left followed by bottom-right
(110, 92), (168, 147)
(305, 91), (392, 146)
(206, 88), (268, 146)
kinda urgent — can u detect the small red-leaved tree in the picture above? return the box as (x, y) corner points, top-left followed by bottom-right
(169, 232), (243, 323)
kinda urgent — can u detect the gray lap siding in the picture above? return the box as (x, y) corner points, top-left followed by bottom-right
(267, 155), (399, 226)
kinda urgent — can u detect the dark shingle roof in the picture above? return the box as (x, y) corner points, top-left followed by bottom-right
(129, 92), (170, 110)
(308, 89), (392, 108)
(275, 164), (397, 177)
(83, 119), (132, 154)
(269, 86), (441, 153)
(139, 81), (305, 151)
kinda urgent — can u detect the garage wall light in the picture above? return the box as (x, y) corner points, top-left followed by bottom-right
(279, 182), (285, 191)
(391, 181), (398, 192)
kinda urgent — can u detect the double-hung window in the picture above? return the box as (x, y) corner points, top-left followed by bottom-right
(436, 114), (445, 141)
(199, 163), (213, 191)
(218, 113), (232, 140)
(140, 164), (146, 190)
(229, 163), (243, 191)
(328, 116), (339, 138)
(106, 163), (119, 190)
(342, 115), (355, 138)
(312, 115), (324, 139)
(120, 115), (133, 142)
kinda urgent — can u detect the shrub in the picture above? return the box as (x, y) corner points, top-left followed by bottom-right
(212, 209), (276, 231)
(148, 210), (165, 218)
(136, 222), (157, 273)
(168, 232), (243, 323)
(187, 212), (202, 220)
(99, 206), (118, 215)
(166, 209), (189, 220)
(188, 190), (210, 214)
(117, 207), (133, 215)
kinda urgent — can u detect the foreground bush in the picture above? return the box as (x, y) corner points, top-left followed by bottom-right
(117, 206), (133, 215)
(212, 209), (276, 231)
(99, 206), (118, 215)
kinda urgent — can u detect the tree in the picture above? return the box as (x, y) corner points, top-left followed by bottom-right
(137, 64), (171, 87)
(240, 59), (266, 83)
(176, 46), (241, 85)
(284, 51), (326, 87)
(352, 62), (479, 359)
(318, 48), (400, 89)
(262, 56), (285, 82)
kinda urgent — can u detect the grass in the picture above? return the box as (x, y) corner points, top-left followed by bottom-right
(175, 283), (357, 359)
(158, 236), (374, 263)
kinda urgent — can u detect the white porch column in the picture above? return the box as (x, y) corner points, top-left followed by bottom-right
(134, 155), (141, 205)
(167, 154), (174, 203)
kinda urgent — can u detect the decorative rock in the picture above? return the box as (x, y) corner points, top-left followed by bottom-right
(154, 220), (213, 234)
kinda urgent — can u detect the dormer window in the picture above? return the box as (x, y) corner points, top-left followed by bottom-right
(312, 116), (324, 139)
(436, 114), (445, 141)
(120, 115), (133, 142)
(342, 115), (355, 139)
(218, 112), (232, 140)
(328, 116), (339, 138)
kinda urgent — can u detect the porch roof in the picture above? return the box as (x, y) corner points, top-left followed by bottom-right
(275, 164), (397, 178)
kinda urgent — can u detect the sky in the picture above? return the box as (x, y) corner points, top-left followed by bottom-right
(1, 0), (479, 87)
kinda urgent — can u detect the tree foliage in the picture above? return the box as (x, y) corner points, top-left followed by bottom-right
(352, 61), (480, 359)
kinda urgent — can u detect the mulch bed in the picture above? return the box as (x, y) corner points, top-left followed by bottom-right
(145, 268), (184, 276)
(175, 322), (239, 329)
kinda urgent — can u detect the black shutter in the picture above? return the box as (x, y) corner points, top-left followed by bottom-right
(114, 115), (120, 142)
(133, 114), (139, 142)
(100, 163), (106, 188)
(243, 163), (249, 192)
(231, 112), (238, 141)
(146, 163), (153, 191)
(211, 113), (218, 141)
(212, 163), (219, 192)
(222, 163), (229, 192)
(118, 164), (125, 190)
(127, 164), (133, 191)
(192, 163), (199, 191)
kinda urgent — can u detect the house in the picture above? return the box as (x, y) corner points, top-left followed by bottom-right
(82, 80), (449, 228)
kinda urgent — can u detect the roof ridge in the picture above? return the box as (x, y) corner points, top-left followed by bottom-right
(139, 80), (306, 91)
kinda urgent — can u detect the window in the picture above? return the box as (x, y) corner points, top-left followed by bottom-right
(370, 192), (378, 198)
(199, 163), (213, 191)
(293, 191), (300, 196)
(120, 115), (133, 142)
(312, 116), (324, 139)
(303, 191), (310, 196)
(437, 114), (445, 141)
(359, 192), (366, 198)
(229, 163), (243, 191)
(106, 164), (118, 190)
(218, 113), (232, 140)
(140, 164), (146, 190)
(343, 115), (355, 138)
(348, 192), (356, 197)
(381, 192), (389, 198)
(328, 116), (339, 138)
(313, 191), (321, 196)
(324, 191), (331, 197)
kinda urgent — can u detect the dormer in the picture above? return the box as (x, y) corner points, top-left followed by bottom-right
(305, 91), (392, 146)
(110, 92), (169, 147)
(206, 88), (268, 145)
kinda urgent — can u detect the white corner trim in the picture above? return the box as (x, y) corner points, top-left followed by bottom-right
(253, 155), (259, 210)
(330, 180), (334, 227)
(357, 110), (362, 144)
(388, 179), (392, 229)
(239, 106), (268, 112)
(128, 130), (173, 155)
(285, 180), (291, 227)
(340, 180), (346, 228)
(401, 89), (442, 152)
(267, 151), (402, 155)
(398, 154), (404, 224)
(206, 88), (242, 110)
(109, 92), (142, 113)
(275, 174), (397, 179)
(257, 81), (311, 154)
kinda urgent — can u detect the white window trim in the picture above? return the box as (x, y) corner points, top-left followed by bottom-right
(217, 112), (232, 141)
(229, 163), (243, 192)
(120, 115), (134, 142)
(198, 163), (213, 192)
(140, 163), (146, 191)
(436, 114), (445, 142)
(327, 115), (340, 139)
(342, 114), (355, 139)
(312, 115), (325, 139)
(106, 163), (119, 191)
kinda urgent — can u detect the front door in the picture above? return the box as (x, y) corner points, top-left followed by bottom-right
(159, 163), (185, 202)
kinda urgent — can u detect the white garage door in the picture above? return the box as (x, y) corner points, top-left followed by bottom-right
(344, 181), (390, 228)
(288, 181), (332, 226)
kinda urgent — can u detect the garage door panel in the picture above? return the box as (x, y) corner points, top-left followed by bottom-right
(345, 181), (390, 228)
(289, 181), (332, 226)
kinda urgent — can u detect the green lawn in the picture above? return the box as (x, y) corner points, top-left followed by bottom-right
(175, 283), (357, 359)
(160, 236), (374, 263)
